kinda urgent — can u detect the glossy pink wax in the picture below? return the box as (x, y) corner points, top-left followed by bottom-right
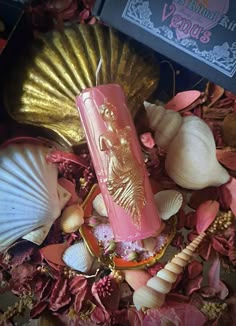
(76, 84), (161, 241)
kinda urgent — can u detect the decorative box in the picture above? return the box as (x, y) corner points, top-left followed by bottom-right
(93, 0), (236, 94)
(0, 0), (28, 87)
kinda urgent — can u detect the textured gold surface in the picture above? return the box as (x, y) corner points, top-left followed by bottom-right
(4, 24), (159, 145)
(99, 102), (145, 226)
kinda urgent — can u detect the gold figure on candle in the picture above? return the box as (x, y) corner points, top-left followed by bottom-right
(99, 101), (146, 226)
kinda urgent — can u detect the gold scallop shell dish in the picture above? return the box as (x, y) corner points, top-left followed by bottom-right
(4, 24), (160, 145)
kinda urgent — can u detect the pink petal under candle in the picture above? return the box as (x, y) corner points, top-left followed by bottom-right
(76, 84), (161, 241)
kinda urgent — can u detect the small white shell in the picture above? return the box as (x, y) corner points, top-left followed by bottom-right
(133, 286), (166, 310)
(92, 193), (108, 216)
(154, 190), (183, 221)
(60, 204), (84, 233)
(147, 276), (172, 294)
(62, 241), (94, 273)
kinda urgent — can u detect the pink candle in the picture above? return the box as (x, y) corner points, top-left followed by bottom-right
(76, 84), (161, 241)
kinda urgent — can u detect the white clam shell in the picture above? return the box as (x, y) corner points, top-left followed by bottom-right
(133, 285), (165, 310)
(0, 143), (71, 251)
(62, 241), (94, 273)
(92, 193), (108, 217)
(154, 190), (183, 220)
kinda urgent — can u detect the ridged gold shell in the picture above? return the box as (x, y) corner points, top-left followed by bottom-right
(4, 24), (160, 146)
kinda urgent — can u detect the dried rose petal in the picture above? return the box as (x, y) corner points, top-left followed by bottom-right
(40, 243), (68, 266)
(188, 187), (218, 210)
(128, 308), (144, 326)
(208, 256), (229, 300)
(185, 275), (203, 296)
(185, 212), (197, 229)
(196, 200), (219, 234)
(216, 150), (236, 171)
(220, 177), (236, 216)
(69, 275), (87, 312)
(206, 82), (224, 108)
(30, 301), (48, 319)
(49, 278), (71, 311)
(165, 90), (201, 112)
(211, 237), (229, 256)
(187, 261), (203, 279)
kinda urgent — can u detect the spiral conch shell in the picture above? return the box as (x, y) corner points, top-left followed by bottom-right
(133, 233), (206, 310)
(144, 102), (230, 190)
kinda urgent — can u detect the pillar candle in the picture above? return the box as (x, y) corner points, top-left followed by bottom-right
(76, 84), (161, 241)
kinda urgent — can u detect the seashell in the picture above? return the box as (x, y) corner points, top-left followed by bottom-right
(164, 262), (183, 274)
(145, 102), (230, 190)
(144, 102), (182, 149)
(4, 25), (159, 146)
(60, 204), (84, 233)
(147, 276), (172, 294)
(124, 269), (151, 290)
(92, 193), (108, 217)
(62, 241), (95, 273)
(196, 200), (219, 234)
(156, 268), (178, 283)
(133, 233), (206, 310)
(133, 286), (166, 310)
(154, 190), (183, 220)
(0, 143), (70, 252)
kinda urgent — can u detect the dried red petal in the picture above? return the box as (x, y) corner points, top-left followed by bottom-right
(211, 237), (229, 256)
(49, 278), (71, 311)
(217, 150), (236, 171)
(185, 212), (197, 229)
(165, 91), (201, 112)
(220, 177), (236, 216)
(30, 301), (48, 319)
(185, 275), (203, 296)
(196, 200), (219, 234)
(188, 187), (218, 210)
(187, 261), (203, 279)
(206, 82), (224, 108)
(40, 243), (68, 266)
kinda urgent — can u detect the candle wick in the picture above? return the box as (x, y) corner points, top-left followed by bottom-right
(96, 58), (103, 86)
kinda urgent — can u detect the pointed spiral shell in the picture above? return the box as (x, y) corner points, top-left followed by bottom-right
(133, 233), (206, 310)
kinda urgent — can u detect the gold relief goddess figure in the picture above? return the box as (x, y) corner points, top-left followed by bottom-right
(99, 101), (146, 227)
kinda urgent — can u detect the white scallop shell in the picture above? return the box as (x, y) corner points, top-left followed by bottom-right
(62, 241), (95, 273)
(154, 190), (183, 220)
(92, 193), (108, 217)
(0, 143), (71, 251)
